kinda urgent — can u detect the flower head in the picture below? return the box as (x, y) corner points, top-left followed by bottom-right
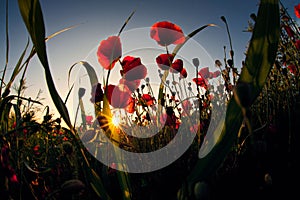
(150, 21), (185, 46)
(97, 36), (122, 70)
(170, 59), (183, 74)
(156, 53), (174, 70)
(198, 67), (210, 79)
(192, 77), (208, 89)
(180, 68), (188, 78)
(106, 84), (131, 108)
(120, 56), (147, 81)
(295, 4), (300, 18)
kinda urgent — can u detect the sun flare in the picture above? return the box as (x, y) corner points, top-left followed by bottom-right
(111, 114), (121, 127)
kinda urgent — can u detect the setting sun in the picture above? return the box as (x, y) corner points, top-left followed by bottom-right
(111, 114), (121, 127)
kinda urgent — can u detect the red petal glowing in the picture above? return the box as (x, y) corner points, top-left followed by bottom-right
(106, 84), (131, 108)
(156, 54), (174, 70)
(170, 59), (183, 73)
(97, 36), (122, 70)
(150, 21), (185, 46)
(180, 68), (188, 78)
(295, 4), (300, 18)
(119, 78), (141, 92)
(198, 67), (210, 79)
(120, 56), (147, 81)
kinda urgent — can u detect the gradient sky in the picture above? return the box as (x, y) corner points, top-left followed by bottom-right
(0, 0), (299, 123)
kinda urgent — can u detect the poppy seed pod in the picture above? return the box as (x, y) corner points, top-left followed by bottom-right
(192, 58), (200, 67)
(78, 88), (86, 99)
(220, 16), (227, 23)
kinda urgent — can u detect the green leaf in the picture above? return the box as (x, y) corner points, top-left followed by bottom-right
(18, 0), (73, 129)
(177, 0), (280, 198)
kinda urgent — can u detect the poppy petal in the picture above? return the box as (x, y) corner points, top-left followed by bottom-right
(170, 59), (183, 73)
(150, 21), (185, 46)
(106, 84), (131, 108)
(295, 4), (300, 18)
(97, 36), (122, 70)
(156, 54), (174, 70)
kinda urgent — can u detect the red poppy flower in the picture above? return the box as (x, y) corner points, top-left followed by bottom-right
(10, 174), (18, 183)
(106, 84), (131, 108)
(85, 115), (93, 125)
(33, 145), (40, 156)
(120, 56), (147, 81)
(33, 145), (40, 152)
(12, 121), (17, 129)
(180, 68), (188, 78)
(126, 97), (136, 113)
(198, 67), (210, 79)
(288, 65), (297, 75)
(97, 36), (122, 70)
(119, 78), (141, 92)
(170, 59), (183, 73)
(156, 53), (174, 70)
(295, 4), (300, 18)
(150, 21), (185, 46)
(142, 94), (155, 106)
(209, 70), (221, 78)
(192, 77), (208, 89)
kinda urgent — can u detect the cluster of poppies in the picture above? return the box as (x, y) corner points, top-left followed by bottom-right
(94, 21), (189, 111)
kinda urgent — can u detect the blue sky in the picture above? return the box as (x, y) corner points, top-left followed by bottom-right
(0, 0), (299, 122)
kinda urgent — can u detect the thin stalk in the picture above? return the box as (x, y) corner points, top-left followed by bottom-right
(0, 0), (9, 97)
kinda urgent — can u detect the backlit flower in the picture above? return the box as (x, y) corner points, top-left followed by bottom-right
(150, 21), (185, 46)
(198, 67), (210, 79)
(97, 36), (122, 70)
(180, 68), (188, 78)
(126, 97), (136, 113)
(288, 65), (297, 75)
(106, 84), (131, 108)
(120, 56), (147, 81)
(141, 94), (155, 106)
(156, 54), (174, 70)
(295, 4), (300, 18)
(170, 59), (183, 73)
(192, 77), (208, 89)
(85, 115), (93, 125)
(209, 70), (221, 78)
(119, 78), (141, 92)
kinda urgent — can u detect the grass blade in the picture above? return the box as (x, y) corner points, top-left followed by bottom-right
(18, 0), (73, 129)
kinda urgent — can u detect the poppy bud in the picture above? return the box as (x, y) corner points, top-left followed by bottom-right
(78, 88), (86, 99)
